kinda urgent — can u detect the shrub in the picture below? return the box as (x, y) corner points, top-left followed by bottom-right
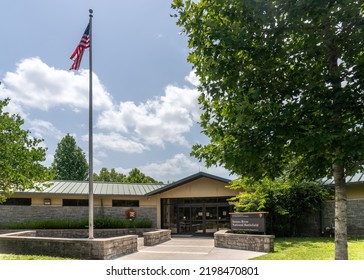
(0, 217), (153, 229)
(0, 219), (85, 229)
(228, 177), (331, 237)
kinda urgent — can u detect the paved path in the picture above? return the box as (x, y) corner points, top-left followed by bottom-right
(117, 236), (266, 260)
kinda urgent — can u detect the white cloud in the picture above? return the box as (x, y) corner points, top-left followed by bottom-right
(28, 119), (64, 140)
(116, 153), (235, 182)
(139, 153), (200, 179)
(97, 80), (200, 148)
(2, 59), (212, 181)
(185, 70), (200, 87)
(83, 132), (148, 154)
(44, 153), (54, 167)
(2, 57), (113, 111)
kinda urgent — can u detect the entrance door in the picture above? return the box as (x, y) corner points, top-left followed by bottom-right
(191, 206), (204, 234)
(191, 205), (219, 234)
(176, 205), (208, 234)
(177, 205), (191, 233)
(205, 206), (218, 233)
(161, 197), (232, 234)
(217, 205), (231, 230)
(177, 205), (231, 234)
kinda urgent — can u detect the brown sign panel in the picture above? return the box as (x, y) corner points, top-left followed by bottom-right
(230, 212), (267, 233)
(125, 208), (137, 220)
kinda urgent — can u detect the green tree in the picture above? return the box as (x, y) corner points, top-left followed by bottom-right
(228, 177), (330, 236)
(0, 98), (52, 203)
(51, 134), (88, 180)
(172, 0), (364, 259)
(93, 167), (159, 183)
(93, 167), (126, 182)
(98, 167), (111, 182)
(110, 168), (126, 182)
(228, 177), (290, 214)
(125, 168), (158, 183)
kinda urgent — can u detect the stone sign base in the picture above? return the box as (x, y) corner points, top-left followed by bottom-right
(214, 230), (275, 253)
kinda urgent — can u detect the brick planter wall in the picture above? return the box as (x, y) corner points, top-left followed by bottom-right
(0, 231), (138, 260)
(143, 229), (171, 246)
(214, 230), (275, 253)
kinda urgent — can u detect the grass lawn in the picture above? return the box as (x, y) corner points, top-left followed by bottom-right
(1, 237), (363, 260)
(0, 254), (75, 260)
(252, 237), (364, 260)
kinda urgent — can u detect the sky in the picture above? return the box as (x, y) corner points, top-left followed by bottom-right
(0, 0), (234, 183)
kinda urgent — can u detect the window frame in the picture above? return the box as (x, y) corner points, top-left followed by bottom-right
(62, 199), (89, 206)
(112, 200), (139, 207)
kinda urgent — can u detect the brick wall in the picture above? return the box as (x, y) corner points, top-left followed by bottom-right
(214, 230), (275, 252)
(143, 229), (171, 246)
(0, 205), (157, 227)
(322, 199), (364, 237)
(0, 231), (138, 260)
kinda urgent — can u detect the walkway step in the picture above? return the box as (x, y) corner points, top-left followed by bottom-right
(118, 237), (266, 260)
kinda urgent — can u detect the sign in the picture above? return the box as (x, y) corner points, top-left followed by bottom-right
(125, 208), (137, 220)
(230, 212), (267, 233)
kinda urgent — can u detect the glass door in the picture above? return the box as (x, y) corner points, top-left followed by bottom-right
(205, 206), (218, 233)
(191, 206), (204, 233)
(184, 205), (224, 234)
(217, 206), (231, 230)
(177, 205), (191, 233)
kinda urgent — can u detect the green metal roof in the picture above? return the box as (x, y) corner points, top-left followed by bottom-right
(16, 172), (232, 197)
(22, 181), (166, 196)
(322, 172), (364, 186)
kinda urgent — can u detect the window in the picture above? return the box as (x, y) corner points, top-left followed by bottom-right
(112, 200), (139, 207)
(63, 199), (89, 206)
(0, 198), (31, 206)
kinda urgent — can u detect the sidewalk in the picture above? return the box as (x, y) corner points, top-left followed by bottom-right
(117, 236), (266, 260)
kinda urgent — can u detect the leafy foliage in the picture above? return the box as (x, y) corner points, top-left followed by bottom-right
(93, 167), (159, 183)
(172, 0), (364, 181)
(93, 167), (126, 182)
(125, 168), (159, 183)
(228, 177), (290, 214)
(0, 98), (52, 203)
(172, 0), (364, 259)
(228, 177), (331, 236)
(51, 134), (88, 180)
(0, 217), (153, 229)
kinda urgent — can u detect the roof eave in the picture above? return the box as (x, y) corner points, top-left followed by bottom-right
(146, 172), (231, 195)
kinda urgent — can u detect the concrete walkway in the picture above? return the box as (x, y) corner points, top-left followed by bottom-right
(117, 236), (266, 260)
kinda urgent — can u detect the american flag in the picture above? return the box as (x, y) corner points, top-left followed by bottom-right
(69, 23), (90, 70)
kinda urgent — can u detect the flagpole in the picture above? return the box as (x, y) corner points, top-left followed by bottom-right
(88, 8), (94, 239)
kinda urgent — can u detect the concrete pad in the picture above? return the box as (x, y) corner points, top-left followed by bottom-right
(117, 236), (266, 260)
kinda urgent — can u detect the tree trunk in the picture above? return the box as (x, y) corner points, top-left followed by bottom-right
(323, 17), (348, 260)
(333, 160), (348, 260)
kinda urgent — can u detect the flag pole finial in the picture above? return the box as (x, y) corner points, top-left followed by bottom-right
(89, 9), (93, 16)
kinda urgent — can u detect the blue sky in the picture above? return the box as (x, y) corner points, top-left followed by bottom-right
(0, 0), (232, 182)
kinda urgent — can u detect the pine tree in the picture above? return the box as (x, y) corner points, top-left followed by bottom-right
(52, 134), (88, 180)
